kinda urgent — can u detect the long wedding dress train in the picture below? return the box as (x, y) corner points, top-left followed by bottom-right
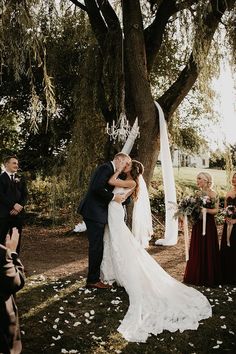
(101, 188), (212, 343)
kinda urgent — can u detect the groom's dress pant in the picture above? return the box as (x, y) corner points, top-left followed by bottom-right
(84, 218), (106, 283)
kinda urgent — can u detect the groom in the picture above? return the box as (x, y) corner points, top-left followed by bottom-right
(79, 152), (131, 289)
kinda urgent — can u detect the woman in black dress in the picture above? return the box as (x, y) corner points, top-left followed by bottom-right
(220, 172), (236, 285)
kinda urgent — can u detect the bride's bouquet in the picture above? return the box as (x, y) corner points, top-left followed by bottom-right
(223, 205), (236, 246)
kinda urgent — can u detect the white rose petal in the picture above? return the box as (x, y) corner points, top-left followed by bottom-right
(84, 289), (91, 294)
(73, 322), (81, 327)
(55, 318), (60, 323)
(220, 316), (225, 319)
(21, 330), (25, 335)
(50, 343), (55, 347)
(69, 350), (78, 353)
(90, 310), (95, 315)
(69, 312), (76, 318)
(59, 311), (64, 314)
(53, 325), (57, 329)
(59, 330), (64, 334)
(85, 319), (91, 324)
(84, 312), (90, 318)
(61, 349), (68, 353)
(221, 325), (227, 329)
(213, 345), (219, 349)
(217, 341), (223, 344)
(188, 343), (194, 347)
(52, 335), (61, 341)
(65, 320), (69, 324)
(229, 330), (235, 335)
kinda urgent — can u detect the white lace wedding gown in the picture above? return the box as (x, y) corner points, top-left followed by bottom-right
(101, 187), (212, 343)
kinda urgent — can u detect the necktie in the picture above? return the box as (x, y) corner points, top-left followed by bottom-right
(10, 174), (14, 182)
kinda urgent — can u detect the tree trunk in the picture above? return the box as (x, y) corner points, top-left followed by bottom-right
(123, 0), (160, 185)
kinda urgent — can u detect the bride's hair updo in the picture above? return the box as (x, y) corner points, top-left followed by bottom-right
(130, 160), (144, 201)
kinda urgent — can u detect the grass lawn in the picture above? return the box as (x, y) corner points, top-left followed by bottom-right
(18, 227), (236, 354)
(153, 167), (229, 192)
(18, 274), (236, 354)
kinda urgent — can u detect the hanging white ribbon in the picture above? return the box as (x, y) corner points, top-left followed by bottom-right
(202, 208), (207, 236)
(121, 118), (139, 154)
(154, 101), (178, 246)
(183, 214), (189, 261)
(226, 223), (233, 246)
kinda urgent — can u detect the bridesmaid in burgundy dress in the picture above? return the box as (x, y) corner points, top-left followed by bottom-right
(220, 172), (236, 285)
(184, 172), (221, 287)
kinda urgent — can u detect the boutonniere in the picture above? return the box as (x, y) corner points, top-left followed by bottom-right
(14, 174), (21, 183)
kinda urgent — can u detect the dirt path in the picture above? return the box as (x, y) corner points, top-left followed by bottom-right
(20, 224), (211, 282)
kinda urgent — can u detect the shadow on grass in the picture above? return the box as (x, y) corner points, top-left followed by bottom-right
(18, 271), (236, 354)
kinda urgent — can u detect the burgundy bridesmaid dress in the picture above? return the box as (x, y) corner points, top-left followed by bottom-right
(184, 213), (221, 286)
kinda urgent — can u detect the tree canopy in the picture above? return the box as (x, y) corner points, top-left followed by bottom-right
(0, 0), (235, 188)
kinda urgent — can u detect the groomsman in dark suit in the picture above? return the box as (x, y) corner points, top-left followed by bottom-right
(79, 152), (131, 289)
(0, 156), (28, 253)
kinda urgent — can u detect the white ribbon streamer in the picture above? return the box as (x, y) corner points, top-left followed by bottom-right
(183, 214), (189, 261)
(202, 208), (207, 236)
(121, 118), (139, 155)
(226, 223), (233, 246)
(154, 101), (178, 246)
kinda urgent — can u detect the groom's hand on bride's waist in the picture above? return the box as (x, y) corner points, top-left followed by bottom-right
(113, 194), (126, 204)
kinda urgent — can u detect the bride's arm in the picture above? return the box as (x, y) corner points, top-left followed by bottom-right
(108, 171), (136, 189)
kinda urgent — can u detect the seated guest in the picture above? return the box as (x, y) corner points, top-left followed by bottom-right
(0, 228), (25, 354)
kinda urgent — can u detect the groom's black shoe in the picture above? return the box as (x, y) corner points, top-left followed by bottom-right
(86, 281), (112, 289)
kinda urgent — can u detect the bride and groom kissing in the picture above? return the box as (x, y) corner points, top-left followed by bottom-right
(79, 152), (212, 343)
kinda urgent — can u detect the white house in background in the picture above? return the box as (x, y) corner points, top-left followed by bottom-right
(172, 148), (210, 168)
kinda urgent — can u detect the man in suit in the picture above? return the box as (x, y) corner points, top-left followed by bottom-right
(79, 152), (131, 289)
(0, 156), (28, 254)
(0, 228), (25, 354)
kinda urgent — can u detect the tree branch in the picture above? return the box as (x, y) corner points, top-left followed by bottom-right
(145, 0), (198, 71)
(158, 0), (236, 120)
(84, 0), (108, 50)
(69, 0), (87, 12)
(96, 0), (121, 31)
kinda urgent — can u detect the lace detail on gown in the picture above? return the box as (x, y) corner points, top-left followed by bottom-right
(101, 187), (212, 342)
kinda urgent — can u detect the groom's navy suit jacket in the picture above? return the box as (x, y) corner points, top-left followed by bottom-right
(78, 162), (115, 224)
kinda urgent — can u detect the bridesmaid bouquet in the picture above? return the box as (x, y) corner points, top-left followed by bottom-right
(173, 196), (198, 222)
(200, 195), (216, 209)
(223, 205), (236, 246)
(173, 196), (199, 261)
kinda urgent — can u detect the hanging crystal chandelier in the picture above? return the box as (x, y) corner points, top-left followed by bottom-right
(105, 0), (139, 144)
(106, 111), (131, 143)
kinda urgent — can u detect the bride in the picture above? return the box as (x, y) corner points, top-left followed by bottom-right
(101, 160), (212, 343)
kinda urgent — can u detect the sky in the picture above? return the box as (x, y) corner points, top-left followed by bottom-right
(209, 64), (236, 151)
